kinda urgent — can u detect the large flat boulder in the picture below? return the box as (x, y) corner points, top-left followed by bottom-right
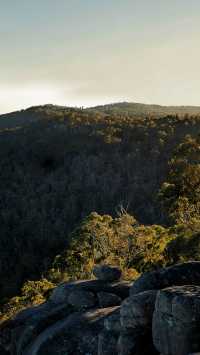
(131, 262), (200, 296)
(50, 279), (132, 305)
(153, 285), (200, 355)
(49, 279), (110, 304)
(24, 306), (119, 355)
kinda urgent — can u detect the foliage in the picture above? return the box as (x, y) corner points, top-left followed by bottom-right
(1, 210), (200, 322)
(0, 279), (54, 323)
(159, 135), (200, 224)
(126, 225), (172, 272)
(167, 222), (200, 263)
(47, 212), (172, 283)
(47, 212), (138, 282)
(0, 103), (200, 312)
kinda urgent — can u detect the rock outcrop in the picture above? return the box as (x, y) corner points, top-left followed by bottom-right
(130, 261), (200, 295)
(1, 262), (200, 354)
(153, 285), (200, 355)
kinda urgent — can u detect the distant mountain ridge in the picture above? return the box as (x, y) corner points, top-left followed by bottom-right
(1, 101), (200, 131)
(88, 101), (200, 116)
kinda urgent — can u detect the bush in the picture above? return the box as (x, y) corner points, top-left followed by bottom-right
(0, 279), (54, 322)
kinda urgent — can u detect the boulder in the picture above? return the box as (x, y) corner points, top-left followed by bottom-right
(49, 278), (130, 304)
(16, 302), (72, 354)
(24, 307), (118, 355)
(117, 330), (157, 355)
(93, 265), (122, 282)
(67, 289), (96, 310)
(131, 262), (200, 296)
(97, 291), (122, 308)
(0, 301), (71, 355)
(98, 330), (119, 355)
(120, 290), (157, 330)
(49, 278), (131, 306)
(104, 307), (121, 333)
(118, 330), (138, 355)
(152, 285), (200, 355)
(49, 279), (111, 304)
(110, 281), (132, 299)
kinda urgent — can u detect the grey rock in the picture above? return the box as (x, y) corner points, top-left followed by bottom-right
(118, 330), (158, 355)
(153, 285), (200, 355)
(121, 290), (157, 330)
(110, 281), (132, 299)
(67, 289), (96, 310)
(131, 262), (200, 296)
(16, 302), (72, 354)
(49, 279), (126, 304)
(0, 301), (71, 355)
(97, 292), (122, 308)
(93, 265), (122, 282)
(24, 307), (118, 355)
(104, 307), (121, 333)
(98, 330), (118, 355)
(118, 331), (138, 355)
(49, 279), (109, 304)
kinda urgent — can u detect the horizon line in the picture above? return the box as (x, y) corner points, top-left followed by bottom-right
(2, 100), (200, 116)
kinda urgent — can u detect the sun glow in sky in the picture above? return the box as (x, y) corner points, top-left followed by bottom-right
(1, 0), (200, 113)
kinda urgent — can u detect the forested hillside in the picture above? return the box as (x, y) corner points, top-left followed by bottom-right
(1, 103), (200, 319)
(89, 102), (200, 117)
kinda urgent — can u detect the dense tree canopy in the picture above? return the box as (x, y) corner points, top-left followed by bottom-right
(1, 104), (200, 321)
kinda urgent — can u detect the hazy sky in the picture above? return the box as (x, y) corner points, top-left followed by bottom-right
(0, 0), (200, 113)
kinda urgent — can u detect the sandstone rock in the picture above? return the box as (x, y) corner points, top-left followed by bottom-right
(152, 285), (200, 355)
(121, 290), (157, 330)
(131, 262), (200, 295)
(67, 289), (96, 310)
(97, 291), (122, 308)
(104, 307), (121, 333)
(98, 330), (118, 355)
(93, 265), (122, 282)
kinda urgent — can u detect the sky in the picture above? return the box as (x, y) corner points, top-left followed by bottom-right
(0, 0), (200, 113)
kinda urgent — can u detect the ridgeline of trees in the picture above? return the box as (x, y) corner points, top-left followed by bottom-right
(1, 103), (200, 320)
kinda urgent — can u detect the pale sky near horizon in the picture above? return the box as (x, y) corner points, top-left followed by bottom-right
(0, 0), (200, 113)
